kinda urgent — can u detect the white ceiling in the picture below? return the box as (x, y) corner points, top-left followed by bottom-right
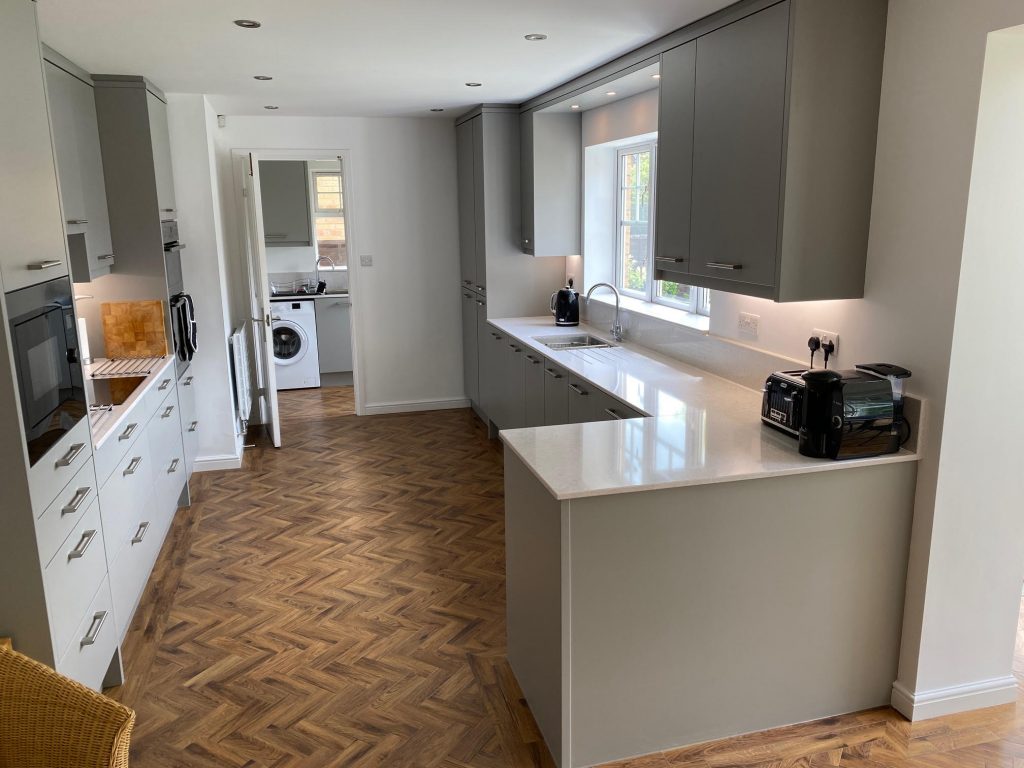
(35, 0), (733, 118)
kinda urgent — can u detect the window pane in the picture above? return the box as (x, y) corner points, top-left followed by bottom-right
(315, 215), (346, 267)
(314, 174), (343, 211)
(317, 192), (341, 210)
(618, 148), (652, 295)
(621, 223), (647, 291)
(316, 175), (340, 193)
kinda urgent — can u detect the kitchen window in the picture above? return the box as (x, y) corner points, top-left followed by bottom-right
(615, 143), (709, 316)
(313, 171), (346, 270)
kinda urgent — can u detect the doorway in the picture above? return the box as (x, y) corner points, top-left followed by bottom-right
(231, 149), (364, 447)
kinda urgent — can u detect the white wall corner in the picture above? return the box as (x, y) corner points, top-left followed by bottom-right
(891, 676), (1019, 721)
(194, 452), (244, 472)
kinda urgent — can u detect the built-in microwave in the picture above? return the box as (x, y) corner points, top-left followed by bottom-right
(6, 276), (87, 465)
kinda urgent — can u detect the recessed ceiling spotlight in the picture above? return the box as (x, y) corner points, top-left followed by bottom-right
(465, 82), (482, 87)
(570, 104), (580, 110)
(264, 105), (279, 110)
(652, 74), (661, 80)
(605, 91), (617, 96)
(524, 33), (548, 41)
(254, 75), (273, 81)
(233, 19), (261, 28)
(430, 108), (445, 112)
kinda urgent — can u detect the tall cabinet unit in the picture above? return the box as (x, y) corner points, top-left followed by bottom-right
(456, 107), (567, 429)
(654, 0), (887, 301)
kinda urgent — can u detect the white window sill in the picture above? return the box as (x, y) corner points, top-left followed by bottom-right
(588, 292), (710, 334)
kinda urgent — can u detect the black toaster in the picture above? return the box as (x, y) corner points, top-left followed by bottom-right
(761, 369), (808, 437)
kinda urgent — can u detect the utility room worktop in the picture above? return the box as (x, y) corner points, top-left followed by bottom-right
(491, 317), (918, 501)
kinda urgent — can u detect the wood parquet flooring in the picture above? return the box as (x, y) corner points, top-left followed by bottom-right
(110, 386), (1024, 768)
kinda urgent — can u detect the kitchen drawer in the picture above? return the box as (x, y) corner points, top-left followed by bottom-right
(56, 576), (116, 691)
(149, 386), (185, 518)
(99, 435), (153, 567)
(543, 359), (569, 426)
(43, 498), (107, 660)
(143, 369), (176, 424)
(592, 389), (646, 421)
(109, 500), (164, 640)
(567, 373), (595, 424)
(179, 371), (198, 477)
(94, 410), (145, 488)
(27, 416), (93, 515)
(35, 457), (98, 567)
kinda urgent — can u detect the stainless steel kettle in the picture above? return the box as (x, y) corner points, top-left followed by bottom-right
(549, 279), (580, 326)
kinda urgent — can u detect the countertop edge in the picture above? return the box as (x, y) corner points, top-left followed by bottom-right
(90, 356), (176, 449)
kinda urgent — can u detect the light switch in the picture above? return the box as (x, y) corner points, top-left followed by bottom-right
(360, 254), (373, 267)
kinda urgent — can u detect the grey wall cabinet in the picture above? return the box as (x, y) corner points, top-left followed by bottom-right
(523, 351), (545, 428)
(43, 52), (115, 282)
(520, 111), (582, 257)
(654, 0), (888, 302)
(0, 3), (69, 291)
(456, 120), (478, 289)
(461, 290), (481, 406)
(314, 298), (353, 374)
(147, 92), (176, 218)
(259, 160), (313, 247)
(543, 360), (569, 426)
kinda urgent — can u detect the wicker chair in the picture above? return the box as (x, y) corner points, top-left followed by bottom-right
(0, 645), (136, 768)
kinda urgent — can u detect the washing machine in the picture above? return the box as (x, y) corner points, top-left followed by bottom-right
(272, 299), (321, 389)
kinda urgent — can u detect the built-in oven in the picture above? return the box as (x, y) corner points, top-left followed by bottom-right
(6, 276), (87, 466)
(163, 220), (194, 380)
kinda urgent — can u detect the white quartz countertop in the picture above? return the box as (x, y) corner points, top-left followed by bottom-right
(492, 317), (918, 501)
(85, 356), (176, 449)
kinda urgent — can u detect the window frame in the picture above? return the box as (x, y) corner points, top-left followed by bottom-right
(613, 142), (709, 317)
(311, 170), (347, 270)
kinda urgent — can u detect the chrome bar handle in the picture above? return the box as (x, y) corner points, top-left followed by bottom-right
(524, 355), (541, 364)
(80, 611), (107, 648)
(604, 408), (624, 420)
(67, 529), (97, 560)
(184, 376), (194, 386)
(706, 262), (743, 270)
(29, 260), (63, 271)
(158, 378), (172, 391)
(188, 421), (198, 433)
(66, 219), (89, 225)
(162, 405), (175, 418)
(544, 368), (562, 379)
(655, 257), (686, 264)
(131, 521), (150, 545)
(98, 254), (115, 262)
(55, 443), (86, 468)
(118, 422), (138, 441)
(123, 456), (143, 476)
(167, 458), (180, 473)
(568, 383), (587, 396)
(61, 487), (92, 517)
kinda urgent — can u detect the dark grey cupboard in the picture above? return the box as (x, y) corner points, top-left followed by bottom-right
(258, 160), (312, 247)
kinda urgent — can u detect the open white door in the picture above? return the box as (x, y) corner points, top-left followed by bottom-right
(240, 152), (282, 447)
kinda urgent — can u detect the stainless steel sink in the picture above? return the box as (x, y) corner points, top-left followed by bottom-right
(536, 334), (614, 351)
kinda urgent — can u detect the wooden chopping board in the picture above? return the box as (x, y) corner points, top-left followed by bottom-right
(101, 300), (169, 359)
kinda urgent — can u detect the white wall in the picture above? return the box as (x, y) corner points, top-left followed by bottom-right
(165, 94), (242, 469)
(892, 22), (1024, 718)
(212, 115), (464, 411)
(582, 89), (659, 147)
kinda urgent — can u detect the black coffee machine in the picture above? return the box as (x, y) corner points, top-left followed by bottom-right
(549, 279), (580, 326)
(797, 364), (911, 460)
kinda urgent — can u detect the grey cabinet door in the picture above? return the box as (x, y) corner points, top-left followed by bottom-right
(591, 389), (645, 421)
(456, 120), (476, 288)
(543, 360), (569, 426)
(521, 112), (581, 258)
(567, 373), (594, 424)
(690, 2), (789, 288)
(314, 299), (353, 373)
(146, 91), (176, 217)
(472, 117), (487, 292)
(460, 290), (480, 405)
(44, 60), (114, 282)
(259, 160), (313, 247)
(519, 112), (535, 255)
(503, 339), (526, 429)
(522, 350), (545, 428)
(653, 41), (696, 281)
(479, 324), (504, 425)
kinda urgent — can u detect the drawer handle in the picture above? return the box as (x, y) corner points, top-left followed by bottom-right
(544, 368), (562, 379)
(569, 383), (588, 396)
(462, 279), (472, 285)
(66, 218), (89, 225)
(706, 262), (743, 270)
(61, 487), (92, 516)
(161, 208), (176, 213)
(604, 408), (624, 420)
(656, 256), (686, 264)
(168, 458), (180, 473)
(98, 253), (115, 262)
(188, 421), (198, 433)
(67, 529), (97, 560)
(524, 355), (540, 364)
(80, 610), (108, 648)
(184, 376), (194, 386)
(55, 443), (86, 468)
(475, 300), (484, 307)
(162, 405), (175, 418)
(123, 456), (143, 476)
(118, 422), (138, 441)
(29, 260), (63, 271)
(475, 285), (485, 292)
(158, 378), (172, 391)
(463, 293), (472, 299)
(131, 521), (150, 545)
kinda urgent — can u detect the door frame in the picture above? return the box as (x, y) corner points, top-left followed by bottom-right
(230, 147), (365, 418)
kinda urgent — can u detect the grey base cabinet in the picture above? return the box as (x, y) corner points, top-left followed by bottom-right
(654, 0), (887, 302)
(461, 290), (481, 406)
(314, 298), (353, 374)
(542, 361), (569, 426)
(522, 351), (545, 428)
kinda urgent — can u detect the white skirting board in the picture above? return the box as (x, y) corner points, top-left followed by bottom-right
(194, 453), (244, 472)
(361, 397), (469, 416)
(891, 676), (1019, 720)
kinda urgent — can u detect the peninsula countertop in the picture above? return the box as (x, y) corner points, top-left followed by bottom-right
(492, 317), (918, 501)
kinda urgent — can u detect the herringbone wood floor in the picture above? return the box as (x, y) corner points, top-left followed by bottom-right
(110, 386), (1024, 768)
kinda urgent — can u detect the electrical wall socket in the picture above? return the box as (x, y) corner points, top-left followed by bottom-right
(738, 312), (760, 337)
(360, 254), (374, 267)
(813, 328), (840, 355)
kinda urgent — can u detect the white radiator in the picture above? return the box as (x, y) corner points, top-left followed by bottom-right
(229, 325), (252, 434)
